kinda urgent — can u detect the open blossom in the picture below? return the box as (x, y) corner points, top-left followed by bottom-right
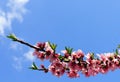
(85, 59), (100, 76)
(36, 42), (45, 50)
(67, 70), (79, 78)
(45, 50), (52, 59)
(68, 61), (78, 70)
(49, 53), (60, 62)
(33, 51), (45, 61)
(74, 50), (84, 58)
(45, 42), (54, 53)
(37, 52), (45, 61)
(49, 60), (66, 77)
(71, 51), (83, 60)
(61, 50), (70, 58)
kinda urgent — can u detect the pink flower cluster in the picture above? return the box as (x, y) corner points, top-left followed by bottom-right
(33, 42), (120, 78)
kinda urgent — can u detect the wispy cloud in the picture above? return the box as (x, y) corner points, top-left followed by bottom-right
(12, 56), (23, 71)
(0, 0), (30, 71)
(0, 0), (29, 35)
(10, 42), (23, 50)
(23, 49), (35, 62)
(12, 49), (35, 71)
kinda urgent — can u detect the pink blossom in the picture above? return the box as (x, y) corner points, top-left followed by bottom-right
(45, 50), (52, 59)
(100, 54), (109, 61)
(85, 53), (93, 61)
(33, 50), (45, 61)
(36, 42), (45, 50)
(70, 50), (84, 61)
(67, 70), (79, 78)
(49, 61), (66, 77)
(61, 50), (70, 58)
(49, 53), (59, 62)
(37, 52), (45, 61)
(45, 42), (54, 53)
(74, 50), (84, 58)
(68, 61), (78, 70)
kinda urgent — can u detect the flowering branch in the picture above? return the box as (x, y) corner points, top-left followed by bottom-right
(7, 34), (120, 78)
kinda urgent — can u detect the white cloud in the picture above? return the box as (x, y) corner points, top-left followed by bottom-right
(10, 42), (23, 50)
(23, 49), (35, 62)
(10, 42), (18, 50)
(1, 0), (31, 71)
(0, 0), (29, 35)
(12, 56), (23, 71)
(12, 49), (35, 71)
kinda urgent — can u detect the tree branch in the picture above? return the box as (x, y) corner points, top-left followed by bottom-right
(7, 34), (42, 51)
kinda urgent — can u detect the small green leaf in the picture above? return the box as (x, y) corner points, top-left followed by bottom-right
(29, 62), (38, 70)
(33, 62), (38, 69)
(65, 47), (68, 51)
(48, 41), (57, 51)
(59, 55), (63, 60)
(7, 34), (17, 41)
(91, 53), (94, 59)
(117, 45), (120, 48)
(115, 49), (119, 55)
(65, 47), (73, 55)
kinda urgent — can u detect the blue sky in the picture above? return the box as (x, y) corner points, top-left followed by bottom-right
(1, 0), (120, 81)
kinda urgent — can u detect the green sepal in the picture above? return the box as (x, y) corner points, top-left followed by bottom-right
(117, 44), (120, 48)
(65, 47), (73, 55)
(48, 41), (57, 51)
(29, 62), (38, 70)
(7, 34), (17, 41)
(115, 49), (119, 55)
(59, 55), (63, 60)
(90, 53), (94, 59)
